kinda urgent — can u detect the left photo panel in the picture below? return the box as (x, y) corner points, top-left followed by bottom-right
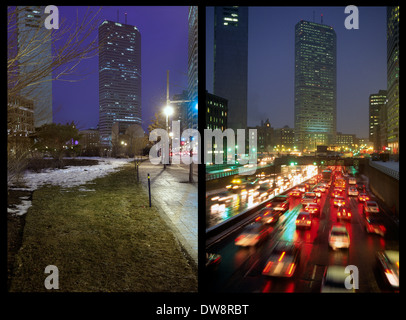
(7, 5), (198, 292)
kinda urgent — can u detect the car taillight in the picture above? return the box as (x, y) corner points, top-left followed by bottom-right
(306, 220), (311, 225)
(295, 219), (300, 224)
(380, 225), (386, 232)
(263, 261), (273, 273)
(255, 216), (261, 221)
(235, 235), (244, 242)
(287, 263), (295, 275)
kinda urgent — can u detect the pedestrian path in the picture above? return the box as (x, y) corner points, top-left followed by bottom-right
(138, 160), (198, 266)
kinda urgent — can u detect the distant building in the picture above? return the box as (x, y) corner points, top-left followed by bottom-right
(294, 20), (337, 151)
(187, 6), (198, 130)
(7, 95), (35, 137)
(17, 6), (53, 127)
(273, 125), (295, 151)
(79, 128), (100, 156)
(213, 6), (248, 131)
(206, 91), (228, 131)
(248, 119), (273, 155)
(386, 6), (399, 154)
(335, 132), (357, 149)
(369, 90), (387, 151)
(98, 19), (141, 148)
(171, 90), (189, 133)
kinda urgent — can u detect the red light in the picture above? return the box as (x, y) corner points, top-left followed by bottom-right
(235, 235), (244, 242)
(263, 261), (273, 273)
(255, 216), (261, 221)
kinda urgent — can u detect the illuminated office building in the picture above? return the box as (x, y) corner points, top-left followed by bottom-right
(294, 20), (336, 152)
(386, 6), (399, 154)
(98, 19), (141, 147)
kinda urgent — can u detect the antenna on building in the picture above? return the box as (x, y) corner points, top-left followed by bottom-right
(321, 13), (323, 24)
(125, 12), (127, 24)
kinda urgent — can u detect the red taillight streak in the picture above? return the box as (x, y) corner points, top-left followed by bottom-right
(263, 261), (273, 273)
(287, 263), (295, 275)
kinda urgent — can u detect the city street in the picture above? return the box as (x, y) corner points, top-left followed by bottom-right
(205, 167), (399, 292)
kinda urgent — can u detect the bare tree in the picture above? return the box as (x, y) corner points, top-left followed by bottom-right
(7, 6), (103, 184)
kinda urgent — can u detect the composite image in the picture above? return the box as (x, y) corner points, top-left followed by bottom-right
(7, 3), (399, 309)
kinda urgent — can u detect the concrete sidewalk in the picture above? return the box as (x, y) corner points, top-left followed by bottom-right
(138, 161), (198, 266)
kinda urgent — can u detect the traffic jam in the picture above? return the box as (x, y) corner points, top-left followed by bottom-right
(206, 166), (399, 293)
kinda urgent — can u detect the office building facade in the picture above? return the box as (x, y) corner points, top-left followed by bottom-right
(294, 20), (337, 152)
(188, 6), (198, 130)
(98, 19), (141, 147)
(369, 90), (387, 151)
(213, 6), (248, 131)
(386, 6), (399, 154)
(17, 6), (53, 127)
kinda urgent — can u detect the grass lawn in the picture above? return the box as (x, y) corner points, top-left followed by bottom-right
(9, 163), (197, 292)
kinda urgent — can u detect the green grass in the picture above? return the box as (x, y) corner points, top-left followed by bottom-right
(9, 164), (197, 292)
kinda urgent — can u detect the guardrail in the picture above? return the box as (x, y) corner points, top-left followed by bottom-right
(369, 160), (399, 180)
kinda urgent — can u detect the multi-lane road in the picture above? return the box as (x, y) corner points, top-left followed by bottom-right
(205, 166), (399, 293)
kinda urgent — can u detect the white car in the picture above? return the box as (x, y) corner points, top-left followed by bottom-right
(363, 201), (380, 214)
(328, 224), (350, 250)
(348, 177), (357, 185)
(348, 186), (358, 196)
(321, 265), (356, 293)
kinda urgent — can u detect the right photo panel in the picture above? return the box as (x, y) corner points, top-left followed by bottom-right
(204, 6), (399, 293)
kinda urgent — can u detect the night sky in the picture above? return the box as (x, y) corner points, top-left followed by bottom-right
(206, 6), (387, 138)
(53, 6), (189, 132)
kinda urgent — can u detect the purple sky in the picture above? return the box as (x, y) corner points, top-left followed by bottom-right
(53, 6), (189, 131)
(206, 6), (387, 138)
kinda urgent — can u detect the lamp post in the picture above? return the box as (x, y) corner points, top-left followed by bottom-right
(163, 105), (174, 169)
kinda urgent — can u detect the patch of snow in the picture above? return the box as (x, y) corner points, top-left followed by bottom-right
(8, 200), (32, 216)
(10, 157), (133, 192)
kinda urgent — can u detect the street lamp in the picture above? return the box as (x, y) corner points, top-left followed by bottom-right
(163, 105), (174, 169)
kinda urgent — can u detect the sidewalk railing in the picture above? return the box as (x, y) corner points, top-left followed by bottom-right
(369, 160), (399, 180)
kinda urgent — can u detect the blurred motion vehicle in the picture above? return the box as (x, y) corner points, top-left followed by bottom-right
(358, 193), (370, 202)
(364, 215), (386, 236)
(332, 188), (344, 198)
(210, 191), (235, 204)
(376, 250), (399, 289)
(235, 222), (270, 247)
(321, 265), (355, 293)
(295, 211), (312, 229)
(289, 189), (302, 198)
(262, 241), (300, 277)
(303, 203), (320, 216)
(206, 253), (221, 270)
(348, 177), (357, 185)
(333, 196), (346, 207)
(256, 207), (280, 224)
(329, 224), (350, 250)
(348, 186), (358, 196)
(363, 201), (380, 214)
(356, 182), (366, 192)
(301, 192), (317, 205)
(226, 178), (243, 192)
(269, 195), (289, 212)
(337, 207), (352, 221)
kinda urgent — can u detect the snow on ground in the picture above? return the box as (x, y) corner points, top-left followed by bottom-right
(8, 157), (133, 216)
(18, 157), (133, 191)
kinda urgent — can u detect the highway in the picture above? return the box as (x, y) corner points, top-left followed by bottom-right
(205, 166), (399, 293)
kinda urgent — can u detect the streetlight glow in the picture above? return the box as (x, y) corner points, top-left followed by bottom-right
(163, 105), (174, 117)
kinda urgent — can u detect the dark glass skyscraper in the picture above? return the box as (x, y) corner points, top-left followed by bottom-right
(98, 19), (141, 147)
(294, 20), (336, 152)
(213, 6), (248, 131)
(386, 6), (399, 154)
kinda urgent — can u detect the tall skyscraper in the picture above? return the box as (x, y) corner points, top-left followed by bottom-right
(17, 6), (53, 127)
(98, 19), (141, 147)
(294, 20), (336, 152)
(386, 6), (399, 154)
(369, 90), (387, 151)
(187, 6), (198, 130)
(213, 6), (248, 131)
